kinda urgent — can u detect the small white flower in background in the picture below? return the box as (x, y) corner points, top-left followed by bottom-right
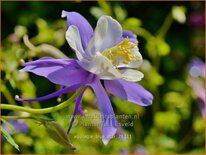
(172, 6), (186, 24)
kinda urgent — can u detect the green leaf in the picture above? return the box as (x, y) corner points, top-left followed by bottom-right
(90, 7), (106, 19)
(1, 118), (15, 132)
(154, 111), (181, 132)
(122, 17), (142, 29)
(0, 126), (20, 151)
(98, 0), (112, 16)
(194, 117), (205, 133)
(146, 38), (170, 57)
(114, 5), (127, 22)
(156, 39), (170, 56)
(14, 25), (27, 37)
(159, 135), (177, 149)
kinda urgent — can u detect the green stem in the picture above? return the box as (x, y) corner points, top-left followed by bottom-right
(132, 27), (154, 40)
(1, 116), (53, 123)
(154, 53), (161, 71)
(23, 35), (68, 59)
(177, 129), (192, 152)
(1, 82), (16, 105)
(1, 116), (36, 120)
(157, 13), (173, 38)
(1, 87), (84, 114)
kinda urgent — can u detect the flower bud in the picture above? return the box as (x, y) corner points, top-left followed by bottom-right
(43, 121), (76, 150)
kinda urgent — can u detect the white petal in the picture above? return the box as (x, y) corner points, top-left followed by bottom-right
(79, 52), (122, 80)
(87, 16), (122, 54)
(120, 69), (144, 82)
(117, 46), (143, 68)
(66, 26), (91, 61)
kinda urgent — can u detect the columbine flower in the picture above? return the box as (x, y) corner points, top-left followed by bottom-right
(16, 11), (153, 144)
(187, 58), (205, 117)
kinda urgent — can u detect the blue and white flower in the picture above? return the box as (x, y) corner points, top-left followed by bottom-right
(16, 11), (153, 144)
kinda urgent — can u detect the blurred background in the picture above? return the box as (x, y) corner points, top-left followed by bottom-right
(1, 1), (205, 154)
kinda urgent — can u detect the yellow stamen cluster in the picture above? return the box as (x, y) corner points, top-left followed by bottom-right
(102, 38), (138, 66)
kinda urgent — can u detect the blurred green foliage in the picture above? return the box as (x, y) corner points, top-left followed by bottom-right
(1, 1), (205, 154)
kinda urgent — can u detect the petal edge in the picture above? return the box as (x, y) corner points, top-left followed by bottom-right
(89, 76), (118, 144)
(62, 11), (94, 50)
(104, 79), (153, 106)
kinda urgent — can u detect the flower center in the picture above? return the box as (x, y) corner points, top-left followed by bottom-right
(102, 38), (139, 66)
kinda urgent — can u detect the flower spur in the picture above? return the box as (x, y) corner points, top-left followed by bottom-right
(16, 11), (153, 145)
